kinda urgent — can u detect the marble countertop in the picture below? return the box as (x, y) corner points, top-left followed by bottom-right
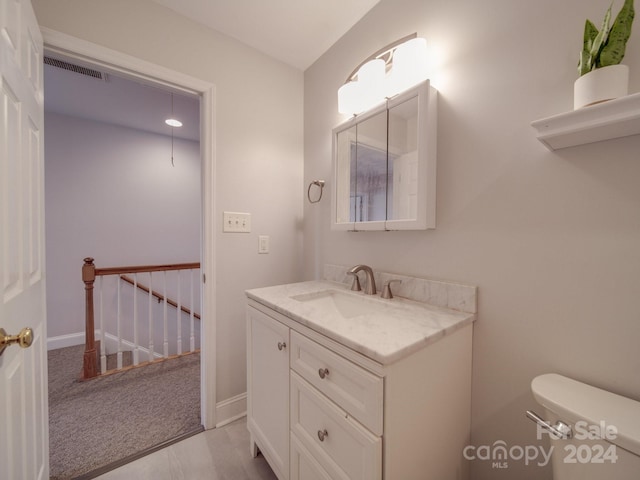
(246, 280), (475, 365)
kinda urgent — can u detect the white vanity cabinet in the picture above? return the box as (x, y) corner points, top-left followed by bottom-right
(247, 297), (473, 480)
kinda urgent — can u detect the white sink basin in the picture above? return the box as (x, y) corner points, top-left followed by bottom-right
(290, 290), (386, 319)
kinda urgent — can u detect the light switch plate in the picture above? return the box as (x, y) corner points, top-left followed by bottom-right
(223, 212), (251, 233)
(258, 235), (269, 254)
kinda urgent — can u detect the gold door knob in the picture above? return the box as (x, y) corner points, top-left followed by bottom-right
(0, 327), (33, 356)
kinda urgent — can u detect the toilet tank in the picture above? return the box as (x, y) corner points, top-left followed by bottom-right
(531, 373), (640, 480)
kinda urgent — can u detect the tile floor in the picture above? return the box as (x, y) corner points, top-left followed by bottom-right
(96, 418), (276, 480)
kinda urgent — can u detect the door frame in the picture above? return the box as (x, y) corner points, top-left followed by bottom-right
(41, 27), (218, 429)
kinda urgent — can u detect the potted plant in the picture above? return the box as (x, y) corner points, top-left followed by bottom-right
(574, 0), (635, 109)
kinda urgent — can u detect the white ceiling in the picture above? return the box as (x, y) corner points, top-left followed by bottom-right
(149, 0), (381, 70)
(44, 62), (201, 141)
(44, 0), (381, 141)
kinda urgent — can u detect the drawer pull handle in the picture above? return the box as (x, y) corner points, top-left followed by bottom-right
(317, 429), (328, 442)
(318, 368), (329, 379)
(277, 341), (287, 351)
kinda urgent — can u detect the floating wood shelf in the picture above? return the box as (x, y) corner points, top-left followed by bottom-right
(531, 92), (640, 150)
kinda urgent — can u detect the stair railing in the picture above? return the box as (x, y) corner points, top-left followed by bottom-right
(119, 275), (202, 320)
(82, 257), (201, 379)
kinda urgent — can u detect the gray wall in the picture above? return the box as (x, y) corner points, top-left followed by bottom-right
(303, 0), (640, 478)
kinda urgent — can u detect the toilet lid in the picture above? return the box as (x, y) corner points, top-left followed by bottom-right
(532, 373), (640, 456)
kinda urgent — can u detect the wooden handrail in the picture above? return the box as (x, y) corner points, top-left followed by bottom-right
(81, 257), (200, 380)
(95, 262), (200, 276)
(120, 275), (201, 320)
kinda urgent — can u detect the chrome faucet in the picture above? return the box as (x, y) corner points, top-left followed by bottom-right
(347, 265), (376, 295)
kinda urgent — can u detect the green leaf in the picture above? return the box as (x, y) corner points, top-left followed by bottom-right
(578, 50), (592, 76)
(600, 0), (635, 66)
(589, 5), (612, 59)
(583, 19), (599, 52)
(579, 19), (599, 74)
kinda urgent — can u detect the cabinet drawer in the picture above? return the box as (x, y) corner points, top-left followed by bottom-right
(290, 372), (382, 480)
(290, 434), (334, 480)
(290, 331), (383, 435)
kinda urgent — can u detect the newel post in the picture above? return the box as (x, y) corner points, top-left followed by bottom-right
(82, 257), (98, 379)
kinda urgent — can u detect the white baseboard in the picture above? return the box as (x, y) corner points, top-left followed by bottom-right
(47, 332), (85, 350)
(47, 330), (162, 358)
(215, 392), (247, 428)
(102, 333), (163, 360)
(47, 331), (163, 360)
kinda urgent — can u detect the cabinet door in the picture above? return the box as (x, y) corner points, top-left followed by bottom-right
(247, 306), (290, 480)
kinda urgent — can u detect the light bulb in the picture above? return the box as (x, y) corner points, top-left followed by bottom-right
(357, 59), (385, 110)
(338, 81), (363, 115)
(388, 37), (428, 97)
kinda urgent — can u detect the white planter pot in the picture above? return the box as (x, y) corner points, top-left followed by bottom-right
(574, 64), (629, 109)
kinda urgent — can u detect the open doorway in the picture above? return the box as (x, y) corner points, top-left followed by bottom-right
(41, 36), (215, 477)
(43, 55), (202, 344)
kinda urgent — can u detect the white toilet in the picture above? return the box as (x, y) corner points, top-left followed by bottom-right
(530, 373), (640, 479)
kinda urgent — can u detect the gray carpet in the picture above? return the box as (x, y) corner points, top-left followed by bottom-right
(48, 345), (201, 479)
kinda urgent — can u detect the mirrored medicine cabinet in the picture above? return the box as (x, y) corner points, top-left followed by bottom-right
(331, 80), (437, 231)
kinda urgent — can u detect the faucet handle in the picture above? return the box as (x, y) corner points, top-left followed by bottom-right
(347, 271), (361, 292)
(381, 279), (401, 299)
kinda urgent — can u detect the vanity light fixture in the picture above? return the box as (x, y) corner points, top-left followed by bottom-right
(338, 33), (429, 116)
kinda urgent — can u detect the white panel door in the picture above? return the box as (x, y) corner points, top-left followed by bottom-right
(0, 0), (48, 479)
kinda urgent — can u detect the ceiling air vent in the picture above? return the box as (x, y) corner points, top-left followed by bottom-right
(44, 56), (106, 80)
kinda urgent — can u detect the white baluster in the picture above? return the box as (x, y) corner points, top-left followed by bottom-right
(176, 270), (182, 355)
(148, 272), (154, 362)
(190, 268), (195, 352)
(163, 270), (168, 358)
(117, 276), (122, 370)
(99, 276), (106, 374)
(133, 273), (139, 366)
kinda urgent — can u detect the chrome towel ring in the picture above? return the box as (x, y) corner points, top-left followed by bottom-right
(307, 180), (325, 203)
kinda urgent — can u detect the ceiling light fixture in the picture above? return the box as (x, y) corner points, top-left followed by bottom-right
(165, 118), (182, 127)
(338, 33), (430, 116)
